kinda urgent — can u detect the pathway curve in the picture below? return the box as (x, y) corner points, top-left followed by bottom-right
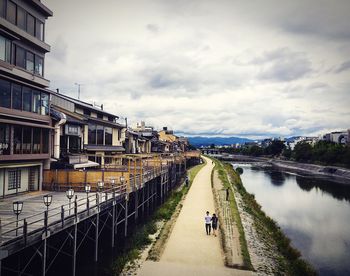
(139, 156), (252, 276)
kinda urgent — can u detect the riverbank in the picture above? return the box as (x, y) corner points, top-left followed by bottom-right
(219, 154), (350, 184)
(214, 158), (316, 275)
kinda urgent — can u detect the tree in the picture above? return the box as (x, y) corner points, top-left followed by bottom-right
(265, 140), (286, 156)
(293, 142), (312, 162)
(210, 143), (215, 149)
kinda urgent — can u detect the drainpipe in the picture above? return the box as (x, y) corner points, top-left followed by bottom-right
(54, 112), (67, 159)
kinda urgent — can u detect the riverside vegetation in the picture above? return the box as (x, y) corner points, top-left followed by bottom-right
(212, 158), (316, 275)
(110, 160), (206, 275)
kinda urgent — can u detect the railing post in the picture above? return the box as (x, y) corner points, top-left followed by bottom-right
(44, 210), (48, 235)
(74, 199), (78, 219)
(61, 206), (65, 228)
(23, 219), (27, 246)
(0, 218), (2, 244)
(87, 198), (90, 215)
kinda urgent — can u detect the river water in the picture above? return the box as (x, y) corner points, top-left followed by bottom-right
(233, 163), (350, 276)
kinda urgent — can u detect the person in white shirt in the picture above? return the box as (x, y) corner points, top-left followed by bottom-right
(205, 211), (212, 235)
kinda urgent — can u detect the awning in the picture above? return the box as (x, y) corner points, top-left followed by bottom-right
(73, 161), (99, 169)
(0, 162), (42, 169)
(85, 145), (125, 152)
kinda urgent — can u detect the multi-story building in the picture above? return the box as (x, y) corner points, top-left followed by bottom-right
(0, 0), (52, 197)
(50, 92), (125, 167)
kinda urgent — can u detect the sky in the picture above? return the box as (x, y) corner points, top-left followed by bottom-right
(43, 0), (350, 139)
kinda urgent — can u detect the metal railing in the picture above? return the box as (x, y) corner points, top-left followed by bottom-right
(0, 184), (127, 246)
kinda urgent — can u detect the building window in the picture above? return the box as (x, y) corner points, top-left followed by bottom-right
(22, 87), (32, 112)
(35, 55), (43, 76)
(6, 1), (16, 25)
(26, 13), (35, 36)
(12, 84), (22, 110)
(17, 6), (26, 30)
(42, 129), (49, 153)
(96, 125), (104, 144)
(36, 20), (44, 41)
(26, 51), (34, 73)
(41, 92), (49, 115)
(32, 90), (41, 114)
(13, 125), (22, 154)
(0, 79), (11, 108)
(22, 127), (32, 154)
(105, 127), (112, 145)
(0, 124), (10, 155)
(0, 35), (11, 63)
(32, 127), (41, 153)
(8, 170), (21, 190)
(15, 45), (26, 68)
(88, 124), (96, 144)
(0, 0), (5, 18)
(97, 113), (103, 119)
(84, 109), (91, 116)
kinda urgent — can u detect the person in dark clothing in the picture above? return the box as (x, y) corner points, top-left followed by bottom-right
(212, 213), (218, 236)
(226, 187), (229, 201)
(205, 211), (211, 235)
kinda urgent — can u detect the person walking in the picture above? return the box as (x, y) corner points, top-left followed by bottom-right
(205, 211), (212, 235)
(211, 213), (218, 236)
(226, 187), (229, 201)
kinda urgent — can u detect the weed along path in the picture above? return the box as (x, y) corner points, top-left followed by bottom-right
(138, 157), (252, 276)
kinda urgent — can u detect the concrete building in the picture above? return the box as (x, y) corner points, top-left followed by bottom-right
(0, 0), (53, 197)
(322, 131), (348, 144)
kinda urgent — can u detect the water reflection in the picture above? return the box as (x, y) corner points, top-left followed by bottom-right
(235, 163), (350, 276)
(296, 176), (350, 202)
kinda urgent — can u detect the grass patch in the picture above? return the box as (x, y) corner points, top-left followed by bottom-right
(210, 157), (253, 270)
(222, 161), (317, 275)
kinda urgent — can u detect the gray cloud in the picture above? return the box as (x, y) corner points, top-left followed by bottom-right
(44, 0), (350, 139)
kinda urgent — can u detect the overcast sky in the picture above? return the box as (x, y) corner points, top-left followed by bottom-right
(44, 0), (350, 138)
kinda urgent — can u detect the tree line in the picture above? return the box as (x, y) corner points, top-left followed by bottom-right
(222, 140), (350, 168)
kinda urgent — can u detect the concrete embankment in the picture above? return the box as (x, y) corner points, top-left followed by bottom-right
(217, 154), (350, 184)
(268, 160), (350, 184)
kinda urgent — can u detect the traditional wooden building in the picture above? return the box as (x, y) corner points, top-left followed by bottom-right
(0, 0), (53, 197)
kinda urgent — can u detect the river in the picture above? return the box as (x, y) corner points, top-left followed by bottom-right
(232, 163), (350, 276)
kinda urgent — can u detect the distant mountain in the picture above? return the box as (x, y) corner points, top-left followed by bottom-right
(188, 136), (253, 147)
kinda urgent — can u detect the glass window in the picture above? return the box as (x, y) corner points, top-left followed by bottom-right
(88, 124), (96, 144)
(0, 0), (4, 18)
(8, 170), (21, 190)
(15, 45), (25, 68)
(97, 113), (103, 119)
(0, 79), (11, 108)
(41, 92), (49, 115)
(6, 1), (16, 25)
(26, 51), (34, 73)
(0, 36), (11, 63)
(12, 84), (22, 110)
(32, 128), (41, 153)
(0, 124), (10, 155)
(22, 127), (32, 154)
(36, 20), (44, 41)
(22, 87), (31, 112)
(17, 7), (26, 30)
(13, 125), (22, 154)
(32, 90), (40, 114)
(26, 13), (35, 36)
(84, 109), (91, 116)
(35, 55), (43, 76)
(105, 127), (112, 145)
(96, 125), (104, 144)
(42, 129), (49, 153)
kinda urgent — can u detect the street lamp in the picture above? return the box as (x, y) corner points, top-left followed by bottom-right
(97, 181), (104, 201)
(43, 194), (52, 211)
(13, 201), (23, 236)
(66, 188), (74, 215)
(85, 184), (91, 198)
(120, 176), (125, 184)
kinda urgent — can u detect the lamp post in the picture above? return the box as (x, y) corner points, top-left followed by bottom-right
(120, 176), (125, 184)
(66, 188), (74, 215)
(85, 184), (91, 199)
(13, 201), (23, 236)
(43, 194), (52, 212)
(97, 181), (104, 201)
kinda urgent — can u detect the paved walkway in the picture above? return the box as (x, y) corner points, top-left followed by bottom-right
(139, 156), (252, 276)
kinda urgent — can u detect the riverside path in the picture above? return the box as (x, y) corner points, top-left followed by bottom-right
(138, 156), (252, 276)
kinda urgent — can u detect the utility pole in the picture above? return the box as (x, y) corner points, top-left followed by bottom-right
(75, 83), (82, 99)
